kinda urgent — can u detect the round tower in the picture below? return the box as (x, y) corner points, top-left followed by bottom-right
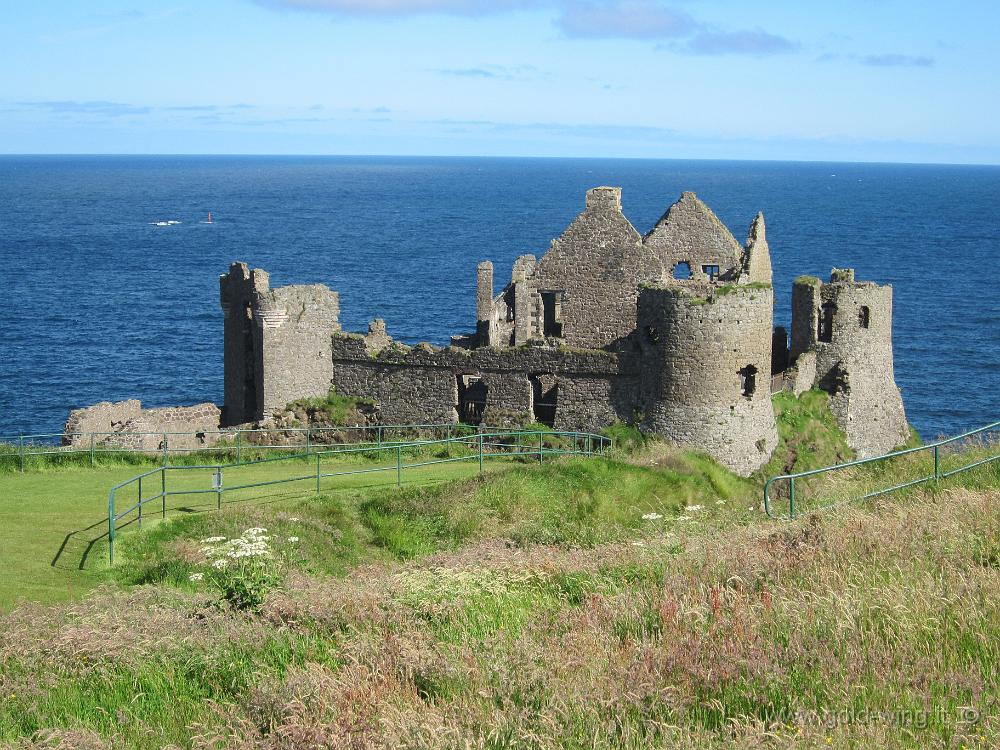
(637, 283), (778, 476)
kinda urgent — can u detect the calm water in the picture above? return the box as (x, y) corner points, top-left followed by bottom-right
(0, 156), (997, 441)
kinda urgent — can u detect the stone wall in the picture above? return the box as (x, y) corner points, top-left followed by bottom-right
(63, 400), (222, 452)
(636, 284), (779, 476)
(329, 326), (629, 431)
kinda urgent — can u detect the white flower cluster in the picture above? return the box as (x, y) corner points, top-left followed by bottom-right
(641, 512), (663, 521)
(189, 572), (204, 582)
(287, 536), (299, 543)
(201, 527), (273, 560)
(685, 504), (704, 512)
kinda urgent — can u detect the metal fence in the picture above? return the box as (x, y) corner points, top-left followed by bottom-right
(0, 423), (496, 472)
(107, 429), (612, 563)
(764, 420), (999, 519)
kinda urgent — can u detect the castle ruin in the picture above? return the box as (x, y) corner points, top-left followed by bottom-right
(212, 187), (909, 475)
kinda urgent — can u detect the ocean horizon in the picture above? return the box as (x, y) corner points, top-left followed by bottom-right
(1, 154), (997, 441)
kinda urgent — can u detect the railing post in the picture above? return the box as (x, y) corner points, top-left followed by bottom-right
(377, 426), (383, 451)
(316, 452), (321, 494)
(396, 445), (402, 486)
(138, 476), (143, 528)
(538, 432), (544, 464)
(933, 445), (940, 484)
(162, 433), (168, 467)
(90, 433), (96, 467)
(789, 476), (796, 519)
(236, 430), (242, 464)
(306, 428), (311, 456)
(17, 434), (24, 473)
(108, 490), (115, 565)
(215, 468), (223, 510)
(161, 469), (167, 519)
(478, 433), (484, 473)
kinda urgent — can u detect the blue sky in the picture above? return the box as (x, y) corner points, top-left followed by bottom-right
(2, 1), (998, 163)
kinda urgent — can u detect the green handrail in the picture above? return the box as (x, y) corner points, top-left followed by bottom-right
(107, 428), (612, 564)
(2, 422), (494, 469)
(764, 420), (999, 520)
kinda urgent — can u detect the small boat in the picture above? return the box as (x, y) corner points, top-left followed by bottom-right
(206, 212), (213, 224)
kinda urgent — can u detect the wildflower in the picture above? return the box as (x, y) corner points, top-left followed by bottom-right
(685, 504), (704, 512)
(676, 515), (692, 522)
(245, 527), (268, 535)
(212, 559), (229, 569)
(631, 541), (645, 547)
(641, 512), (663, 521)
(200, 536), (226, 544)
(287, 536), (299, 543)
(715, 499), (725, 505)
(288, 517), (300, 522)
(189, 573), (204, 582)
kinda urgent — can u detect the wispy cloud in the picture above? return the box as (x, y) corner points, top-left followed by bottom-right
(252, 0), (536, 16)
(436, 67), (499, 78)
(676, 28), (799, 57)
(556, 0), (694, 40)
(433, 64), (538, 80)
(163, 103), (257, 112)
(817, 52), (935, 68)
(253, 0), (796, 56)
(861, 53), (934, 68)
(14, 100), (152, 117)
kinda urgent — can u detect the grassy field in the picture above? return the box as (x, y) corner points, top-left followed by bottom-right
(0, 393), (997, 748)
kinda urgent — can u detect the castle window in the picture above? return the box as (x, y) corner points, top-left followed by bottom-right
(540, 291), (564, 338)
(818, 302), (836, 343)
(702, 264), (720, 280)
(739, 365), (758, 398)
(672, 261), (692, 280)
(859, 306), (870, 329)
(530, 373), (558, 427)
(457, 374), (488, 425)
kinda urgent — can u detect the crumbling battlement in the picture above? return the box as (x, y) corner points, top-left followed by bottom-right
(789, 270), (909, 457)
(219, 262), (340, 426)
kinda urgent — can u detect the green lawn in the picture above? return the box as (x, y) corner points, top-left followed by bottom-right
(0, 449), (513, 610)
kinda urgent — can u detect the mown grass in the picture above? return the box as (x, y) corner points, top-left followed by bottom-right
(0, 392), (997, 748)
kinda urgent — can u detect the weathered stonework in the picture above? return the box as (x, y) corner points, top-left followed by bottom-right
(789, 271), (909, 457)
(636, 285), (779, 476)
(219, 262), (340, 426)
(63, 400), (221, 452)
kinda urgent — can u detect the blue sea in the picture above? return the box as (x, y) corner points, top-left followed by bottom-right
(0, 156), (997, 441)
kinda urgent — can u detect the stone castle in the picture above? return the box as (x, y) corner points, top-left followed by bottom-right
(67, 187), (909, 476)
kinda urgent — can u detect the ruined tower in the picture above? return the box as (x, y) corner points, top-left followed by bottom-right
(219, 262), (340, 426)
(636, 283), (779, 475)
(789, 269), (909, 457)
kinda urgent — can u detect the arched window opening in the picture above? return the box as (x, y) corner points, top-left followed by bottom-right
(859, 306), (870, 329)
(672, 261), (692, 280)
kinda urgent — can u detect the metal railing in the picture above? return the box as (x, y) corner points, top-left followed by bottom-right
(107, 429), (612, 564)
(764, 420), (999, 519)
(0, 423), (492, 472)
